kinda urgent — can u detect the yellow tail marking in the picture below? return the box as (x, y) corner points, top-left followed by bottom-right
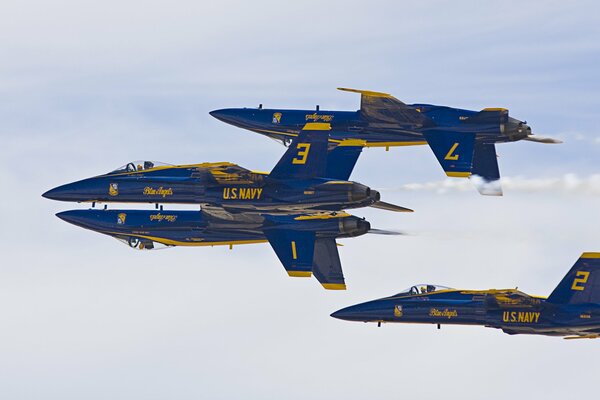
(444, 142), (460, 161)
(446, 171), (471, 178)
(292, 143), (311, 164)
(287, 271), (312, 278)
(291, 241), (297, 260)
(571, 271), (590, 291)
(581, 252), (600, 259)
(322, 283), (347, 290)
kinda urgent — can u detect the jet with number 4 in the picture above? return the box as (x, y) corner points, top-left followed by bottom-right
(55, 207), (400, 290)
(210, 88), (562, 196)
(43, 123), (410, 214)
(332, 253), (600, 338)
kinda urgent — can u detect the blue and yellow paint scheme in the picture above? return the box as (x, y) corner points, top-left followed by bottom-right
(332, 253), (600, 338)
(210, 88), (562, 196)
(43, 123), (411, 214)
(56, 207), (375, 290)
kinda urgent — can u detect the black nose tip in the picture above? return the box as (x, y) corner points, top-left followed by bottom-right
(42, 187), (64, 201)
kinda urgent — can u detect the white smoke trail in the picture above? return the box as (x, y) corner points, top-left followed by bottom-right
(389, 174), (600, 195)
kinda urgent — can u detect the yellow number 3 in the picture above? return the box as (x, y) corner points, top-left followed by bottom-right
(571, 271), (590, 291)
(292, 143), (311, 164)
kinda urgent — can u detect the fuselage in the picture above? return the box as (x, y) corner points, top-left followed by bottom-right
(210, 105), (530, 147)
(43, 161), (380, 213)
(332, 287), (600, 337)
(56, 209), (371, 250)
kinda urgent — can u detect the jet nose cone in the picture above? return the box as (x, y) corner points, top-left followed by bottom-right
(42, 185), (71, 201)
(209, 108), (234, 123)
(330, 305), (362, 321)
(55, 209), (102, 229)
(55, 210), (84, 225)
(210, 108), (259, 129)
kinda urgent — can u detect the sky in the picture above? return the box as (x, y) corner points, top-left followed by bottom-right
(1, 1), (600, 399)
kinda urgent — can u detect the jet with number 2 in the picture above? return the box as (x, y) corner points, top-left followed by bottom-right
(210, 88), (561, 196)
(332, 253), (600, 338)
(43, 123), (410, 214)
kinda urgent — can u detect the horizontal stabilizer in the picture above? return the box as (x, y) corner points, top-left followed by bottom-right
(422, 130), (476, 178)
(370, 201), (413, 213)
(312, 238), (346, 290)
(523, 135), (563, 144)
(338, 87), (428, 126)
(547, 253), (600, 305)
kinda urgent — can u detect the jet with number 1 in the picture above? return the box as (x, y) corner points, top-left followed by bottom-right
(43, 123), (410, 214)
(210, 88), (561, 196)
(332, 253), (600, 338)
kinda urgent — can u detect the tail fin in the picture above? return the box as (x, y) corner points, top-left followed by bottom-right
(269, 123), (330, 180)
(547, 253), (600, 305)
(421, 130), (476, 178)
(471, 142), (502, 196)
(324, 139), (366, 180)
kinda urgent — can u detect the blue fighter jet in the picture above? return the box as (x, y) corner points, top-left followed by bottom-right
(210, 88), (561, 196)
(43, 123), (410, 214)
(56, 208), (397, 290)
(332, 253), (600, 338)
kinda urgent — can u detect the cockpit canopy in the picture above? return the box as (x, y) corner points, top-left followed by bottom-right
(111, 161), (172, 173)
(396, 284), (453, 296)
(115, 236), (173, 250)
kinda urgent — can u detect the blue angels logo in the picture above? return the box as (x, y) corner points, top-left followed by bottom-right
(109, 183), (119, 196)
(394, 305), (403, 317)
(272, 112), (282, 124)
(117, 213), (127, 225)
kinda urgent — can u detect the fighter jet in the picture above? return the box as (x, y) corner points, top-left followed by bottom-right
(56, 208), (396, 290)
(43, 123), (410, 214)
(332, 253), (600, 338)
(210, 88), (562, 196)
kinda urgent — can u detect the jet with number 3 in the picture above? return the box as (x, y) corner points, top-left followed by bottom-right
(43, 123), (410, 214)
(210, 88), (562, 196)
(332, 253), (600, 338)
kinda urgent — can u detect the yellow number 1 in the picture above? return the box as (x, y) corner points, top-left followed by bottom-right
(292, 143), (311, 164)
(571, 271), (590, 291)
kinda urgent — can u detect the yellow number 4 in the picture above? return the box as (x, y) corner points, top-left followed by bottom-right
(571, 271), (590, 291)
(292, 143), (311, 164)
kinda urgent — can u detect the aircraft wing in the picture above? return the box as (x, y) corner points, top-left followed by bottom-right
(338, 87), (428, 126)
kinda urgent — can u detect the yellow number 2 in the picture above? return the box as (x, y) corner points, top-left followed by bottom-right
(571, 271), (590, 291)
(292, 143), (311, 164)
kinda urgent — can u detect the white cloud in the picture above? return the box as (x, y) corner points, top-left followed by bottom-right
(393, 174), (600, 195)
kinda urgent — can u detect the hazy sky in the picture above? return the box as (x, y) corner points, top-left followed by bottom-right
(2, 1), (600, 399)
